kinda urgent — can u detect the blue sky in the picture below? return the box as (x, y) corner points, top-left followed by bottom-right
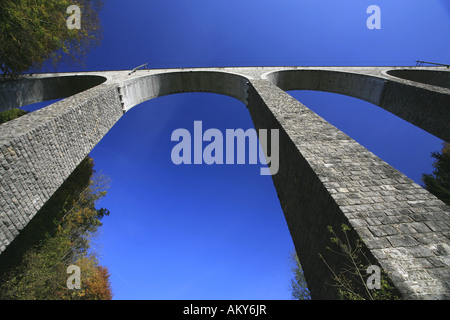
(24, 0), (449, 299)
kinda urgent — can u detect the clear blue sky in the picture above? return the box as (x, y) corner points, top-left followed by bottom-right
(25, 0), (449, 299)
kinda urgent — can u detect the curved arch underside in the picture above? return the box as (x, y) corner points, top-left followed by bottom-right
(0, 75), (107, 112)
(387, 69), (450, 89)
(0, 66), (449, 300)
(119, 71), (249, 112)
(263, 69), (450, 142)
(1, 67), (448, 141)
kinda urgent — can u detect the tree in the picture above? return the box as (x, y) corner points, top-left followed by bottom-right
(319, 224), (401, 300)
(0, 0), (103, 77)
(289, 252), (311, 300)
(0, 156), (96, 276)
(0, 108), (28, 124)
(0, 160), (113, 300)
(72, 258), (113, 300)
(422, 143), (450, 206)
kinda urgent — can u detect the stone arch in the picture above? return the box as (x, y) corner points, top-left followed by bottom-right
(386, 69), (450, 89)
(0, 74), (107, 113)
(0, 69), (251, 253)
(118, 71), (250, 112)
(263, 69), (386, 106)
(0, 67), (449, 300)
(245, 69), (450, 299)
(262, 68), (450, 142)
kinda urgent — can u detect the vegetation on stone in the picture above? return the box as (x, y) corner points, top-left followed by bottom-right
(319, 224), (402, 300)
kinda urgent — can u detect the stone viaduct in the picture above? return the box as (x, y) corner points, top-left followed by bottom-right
(0, 66), (449, 299)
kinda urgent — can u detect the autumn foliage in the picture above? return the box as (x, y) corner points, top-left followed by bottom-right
(63, 257), (113, 300)
(0, 155), (113, 300)
(82, 264), (113, 300)
(0, 0), (103, 77)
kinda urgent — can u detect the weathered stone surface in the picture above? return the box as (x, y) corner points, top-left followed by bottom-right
(0, 66), (449, 299)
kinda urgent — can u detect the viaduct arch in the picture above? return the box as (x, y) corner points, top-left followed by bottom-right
(0, 66), (449, 299)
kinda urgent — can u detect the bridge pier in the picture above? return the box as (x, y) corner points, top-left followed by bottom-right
(0, 66), (449, 299)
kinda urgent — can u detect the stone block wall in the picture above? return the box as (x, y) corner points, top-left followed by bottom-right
(247, 78), (450, 299)
(0, 82), (123, 252)
(0, 66), (449, 299)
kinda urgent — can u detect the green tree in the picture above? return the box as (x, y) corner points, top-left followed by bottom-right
(0, 0), (103, 77)
(422, 143), (450, 206)
(0, 168), (112, 300)
(69, 257), (113, 300)
(0, 108), (28, 124)
(289, 252), (311, 300)
(0, 156), (96, 277)
(319, 224), (401, 300)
